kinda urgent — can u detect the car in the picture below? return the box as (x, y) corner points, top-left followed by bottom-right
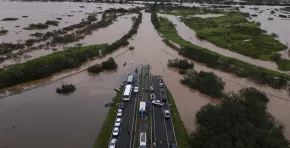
(170, 143), (177, 148)
(152, 100), (164, 106)
(109, 138), (117, 148)
(164, 110), (170, 118)
(151, 93), (156, 100)
(119, 102), (124, 109)
(160, 88), (165, 93)
(159, 82), (164, 88)
(112, 127), (119, 136)
(114, 118), (122, 127)
(117, 109), (122, 117)
(162, 96), (167, 102)
(134, 87), (138, 93)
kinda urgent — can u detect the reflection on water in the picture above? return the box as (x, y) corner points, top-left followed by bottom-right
(0, 6), (290, 148)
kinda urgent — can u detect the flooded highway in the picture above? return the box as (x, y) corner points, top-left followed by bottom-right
(0, 2), (290, 148)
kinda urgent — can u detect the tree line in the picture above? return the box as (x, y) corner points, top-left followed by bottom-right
(167, 58), (194, 70)
(179, 46), (288, 89)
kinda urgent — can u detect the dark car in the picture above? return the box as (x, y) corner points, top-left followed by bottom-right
(119, 102), (125, 109)
(162, 96), (167, 102)
(171, 143), (177, 148)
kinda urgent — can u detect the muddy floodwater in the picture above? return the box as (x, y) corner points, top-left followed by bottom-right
(0, 2), (290, 148)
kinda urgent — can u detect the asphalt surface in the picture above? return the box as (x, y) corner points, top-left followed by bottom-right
(117, 72), (139, 148)
(151, 75), (177, 148)
(135, 65), (150, 146)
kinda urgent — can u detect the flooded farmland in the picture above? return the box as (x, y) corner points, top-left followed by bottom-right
(1, 1), (290, 148)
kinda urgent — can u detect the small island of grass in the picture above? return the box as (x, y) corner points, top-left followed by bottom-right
(0, 29), (8, 36)
(56, 84), (76, 94)
(1, 17), (18, 21)
(24, 23), (49, 30)
(45, 20), (59, 26)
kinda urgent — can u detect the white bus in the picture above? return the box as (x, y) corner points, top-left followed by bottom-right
(139, 132), (146, 148)
(123, 85), (132, 101)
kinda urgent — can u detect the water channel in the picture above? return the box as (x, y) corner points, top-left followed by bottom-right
(0, 2), (290, 148)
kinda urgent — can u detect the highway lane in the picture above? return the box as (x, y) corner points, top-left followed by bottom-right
(117, 73), (139, 148)
(152, 76), (169, 148)
(160, 80), (177, 146)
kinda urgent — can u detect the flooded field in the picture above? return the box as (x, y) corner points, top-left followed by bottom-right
(0, 14), (135, 67)
(1, 2), (290, 148)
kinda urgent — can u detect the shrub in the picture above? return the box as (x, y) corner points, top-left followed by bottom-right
(101, 57), (118, 70)
(56, 84), (76, 94)
(88, 64), (103, 73)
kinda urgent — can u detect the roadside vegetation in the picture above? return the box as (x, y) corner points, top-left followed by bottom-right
(166, 87), (191, 148)
(192, 87), (289, 148)
(88, 57), (118, 73)
(151, 13), (290, 89)
(1, 17), (18, 21)
(93, 86), (123, 148)
(181, 70), (225, 98)
(56, 84), (76, 94)
(182, 12), (290, 70)
(0, 29), (8, 36)
(167, 58), (194, 70)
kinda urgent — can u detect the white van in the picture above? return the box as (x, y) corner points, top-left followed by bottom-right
(139, 132), (146, 148)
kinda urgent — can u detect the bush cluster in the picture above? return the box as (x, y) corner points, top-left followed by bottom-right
(88, 57), (118, 73)
(181, 70), (225, 98)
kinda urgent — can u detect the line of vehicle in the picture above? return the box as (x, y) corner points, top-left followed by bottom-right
(160, 88), (170, 148)
(163, 85), (178, 148)
(129, 72), (139, 148)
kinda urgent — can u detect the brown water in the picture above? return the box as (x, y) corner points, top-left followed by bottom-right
(1, 6), (290, 148)
(0, 14), (135, 68)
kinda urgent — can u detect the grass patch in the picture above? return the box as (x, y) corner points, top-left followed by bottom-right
(277, 59), (290, 71)
(1, 17), (18, 21)
(166, 87), (191, 148)
(93, 87), (124, 148)
(160, 9), (224, 16)
(183, 13), (287, 62)
(156, 16), (290, 86)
